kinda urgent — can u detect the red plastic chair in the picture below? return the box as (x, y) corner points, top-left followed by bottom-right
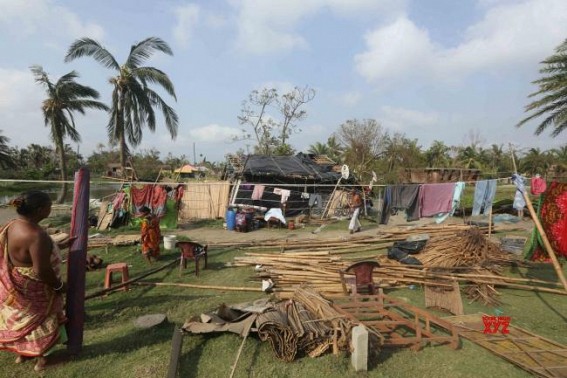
(339, 261), (380, 295)
(176, 241), (208, 276)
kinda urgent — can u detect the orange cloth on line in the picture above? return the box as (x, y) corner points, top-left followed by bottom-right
(141, 215), (161, 258)
(0, 221), (66, 356)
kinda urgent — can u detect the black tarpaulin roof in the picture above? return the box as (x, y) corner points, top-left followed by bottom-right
(241, 153), (342, 183)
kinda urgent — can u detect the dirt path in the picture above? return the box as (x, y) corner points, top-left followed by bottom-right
(172, 213), (535, 245)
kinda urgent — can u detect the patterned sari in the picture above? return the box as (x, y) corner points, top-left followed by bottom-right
(0, 220), (66, 356)
(527, 181), (567, 261)
(141, 215), (161, 258)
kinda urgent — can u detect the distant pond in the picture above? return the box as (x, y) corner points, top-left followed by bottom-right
(0, 181), (122, 206)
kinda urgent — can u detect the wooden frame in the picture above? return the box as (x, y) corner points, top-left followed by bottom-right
(332, 291), (460, 351)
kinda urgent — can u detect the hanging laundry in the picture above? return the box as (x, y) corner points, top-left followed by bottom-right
(471, 179), (497, 216)
(530, 174), (547, 195)
(273, 188), (290, 204)
(251, 185), (265, 200)
(380, 184), (421, 224)
(420, 182), (456, 217)
(301, 192), (310, 199)
(511, 174), (526, 215)
(308, 194), (322, 209)
(434, 182), (466, 224)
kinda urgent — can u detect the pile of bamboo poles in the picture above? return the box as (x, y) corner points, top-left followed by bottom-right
(230, 225), (565, 306)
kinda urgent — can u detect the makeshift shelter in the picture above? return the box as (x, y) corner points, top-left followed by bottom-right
(228, 153), (358, 217)
(174, 164), (198, 179)
(96, 184), (181, 230)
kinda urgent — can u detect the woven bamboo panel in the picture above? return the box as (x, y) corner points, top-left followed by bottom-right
(446, 313), (567, 378)
(178, 181), (230, 220)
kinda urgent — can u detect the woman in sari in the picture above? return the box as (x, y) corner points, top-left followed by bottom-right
(140, 206), (161, 263)
(0, 191), (67, 372)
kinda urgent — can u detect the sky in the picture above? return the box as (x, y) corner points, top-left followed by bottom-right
(1, 0), (566, 163)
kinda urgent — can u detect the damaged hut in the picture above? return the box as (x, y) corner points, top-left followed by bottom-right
(227, 153), (358, 217)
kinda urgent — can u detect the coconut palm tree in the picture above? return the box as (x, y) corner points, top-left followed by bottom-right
(517, 39), (567, 137)
(519, 147), (552, 176)
(308, 141), (330, 156)
(65, 37), (178, 170)
(31, 65), (109, 203)
(424, 140), (450, 168)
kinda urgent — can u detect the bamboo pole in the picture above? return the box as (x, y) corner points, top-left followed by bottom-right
(135, 282), (263, 292)
(85, 259), (179, 300)
(522, 191), (567, 293)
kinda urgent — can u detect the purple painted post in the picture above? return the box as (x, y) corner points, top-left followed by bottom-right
(66, 167), (90, 354)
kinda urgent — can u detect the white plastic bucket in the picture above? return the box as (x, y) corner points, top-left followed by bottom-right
(163, 235), (177, 250)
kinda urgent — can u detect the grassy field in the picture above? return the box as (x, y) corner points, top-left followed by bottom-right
(1, 213), (566, 378)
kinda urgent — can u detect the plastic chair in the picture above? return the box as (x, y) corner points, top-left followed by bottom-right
(176, 241), (208, 276)
(339, 261), (380, 295)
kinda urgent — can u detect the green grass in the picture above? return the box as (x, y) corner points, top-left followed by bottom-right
(1, 215), (566, 377)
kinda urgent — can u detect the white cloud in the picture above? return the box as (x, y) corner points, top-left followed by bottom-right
(188, 124), (240, 142)
(355, 0), (567, 84)
(339, 91), (362, 107)
(0, 68), (45, 147)
(379, 106), (439, 133)
(172, 3), (201, 47)
(233, 0), (407, 54)
(0, 0), (104, 41)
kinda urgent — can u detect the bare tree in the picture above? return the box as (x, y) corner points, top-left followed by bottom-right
(335, 119), (387, 179)
(236, 88), (278, 155)
(278, 86), (316, 147)
(235, 86), (315, 155)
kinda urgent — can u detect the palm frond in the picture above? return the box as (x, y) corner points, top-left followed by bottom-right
(65, 38), (120, 70)
(146, 88), (178, 138)
(126, 37), (173, 68)
(133, 67), (176, 99)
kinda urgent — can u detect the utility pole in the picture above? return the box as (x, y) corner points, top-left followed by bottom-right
(193, 142), (196, 165)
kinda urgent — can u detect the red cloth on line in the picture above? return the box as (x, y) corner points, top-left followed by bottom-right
(130, 185), (168, 214)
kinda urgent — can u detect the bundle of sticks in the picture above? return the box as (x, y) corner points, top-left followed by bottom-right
(231, 225), (563, 307)
(417, 228), (518, 306)
(418, 228), (514, 268)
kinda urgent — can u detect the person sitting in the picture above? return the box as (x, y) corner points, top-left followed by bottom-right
(0, 191), (67, 372)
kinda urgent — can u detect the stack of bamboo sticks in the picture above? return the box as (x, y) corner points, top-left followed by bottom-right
(230, 224), (564, 305)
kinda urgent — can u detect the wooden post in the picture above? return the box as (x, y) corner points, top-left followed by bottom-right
(166, 327), (184, 378)
(66, 167), (90, 354)
(522, 191), (567, 293)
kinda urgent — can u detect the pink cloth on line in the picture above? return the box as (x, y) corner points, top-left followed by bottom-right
(420, 183), (456, 217)
(530, 176), (547, 196)
(251, 185), (265, 200)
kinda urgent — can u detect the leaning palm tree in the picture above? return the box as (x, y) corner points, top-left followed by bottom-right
(517, 39), (567, 137)
(65, 37), (178, 171)
(31, 65), (109, 203)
